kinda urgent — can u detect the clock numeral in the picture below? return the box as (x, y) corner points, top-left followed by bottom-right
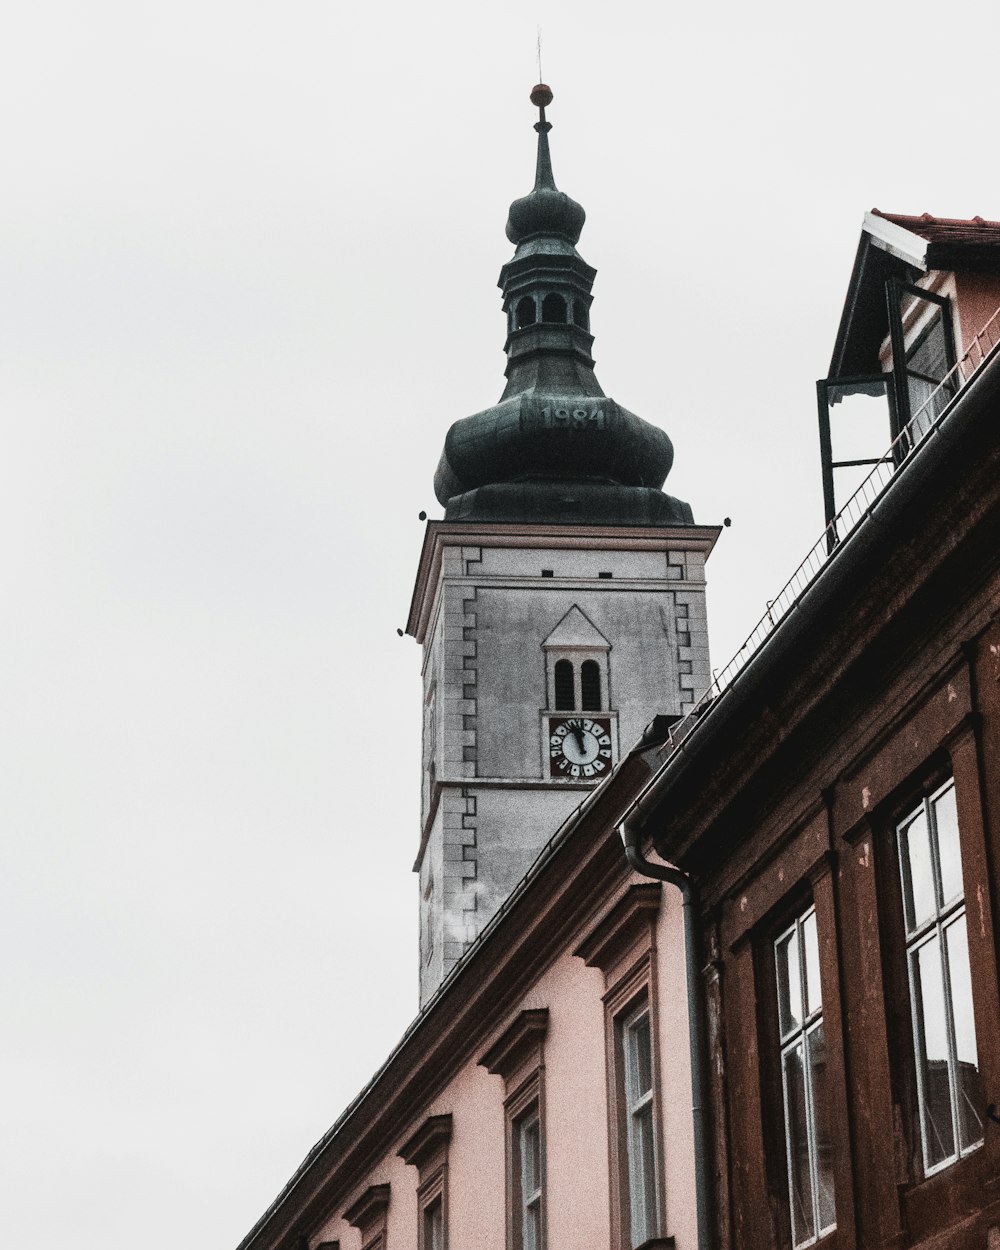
(600, 748), (612, 758)
(583, 764), (595, 777)
(593, 759), (606, 772)
(569, 763), (582, 778)
(598, 733), (611, 747)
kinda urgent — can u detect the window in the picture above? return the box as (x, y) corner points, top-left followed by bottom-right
(622, 1003), (658, 1246)
(580, 659), (601, 711)
(516, 296), (537, 328)
(774, 907), (835, 1248)
(896, 779), (984, 1175)
(479, 1009), (549, 1250)
(554, 659), (574, 710)
(514, 1105), (543, 1250)
(886, 281), (957, 437)
(574, 884), (665, 1250)
(398, 1114), (452, 1250)
(423, 1197), (443, 1250)
(541, 292), (567, 323)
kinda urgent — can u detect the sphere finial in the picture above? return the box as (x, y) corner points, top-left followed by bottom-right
(530, 83), (553, 109)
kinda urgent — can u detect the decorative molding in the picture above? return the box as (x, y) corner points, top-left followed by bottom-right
(479, 1008), (549, 1095)
(343, 1184), (390, 1250)
(573, 883), (662, 979)
(405, 522), (721, 642)
(398, 1114), (453, 1174)
(542, 604), (610, 650)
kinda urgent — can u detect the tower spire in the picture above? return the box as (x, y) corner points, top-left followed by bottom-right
(431, 85), (693, 529)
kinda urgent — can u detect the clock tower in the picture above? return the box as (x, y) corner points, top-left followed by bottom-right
(406, 86), (719, 1003)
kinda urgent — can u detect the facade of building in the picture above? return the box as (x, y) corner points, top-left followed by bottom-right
(237, 96), (1000, 1250)
(627, 211), (1000, 1250)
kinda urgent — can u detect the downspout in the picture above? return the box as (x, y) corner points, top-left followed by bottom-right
(619, 812), (711, 1250)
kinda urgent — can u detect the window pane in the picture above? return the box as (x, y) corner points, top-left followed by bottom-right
(946, 915), (984, 1152)
(802, 911), (822, 1019)
(521, 1114), (541, 1196)
(782, 1042), (816, 1247)
(933, 784), (963, 908)
(628, 1012), (653, 1101)
(807, 1023), (836, 1234)
(900, 807), (935, 932)
(523, 1200), (541, 1250)
(424, 1199), (443, 1250)
(554, 659), (574, 710)
(776, 928), (803, 1038)
(912, 933), (955, 1168)
(907, 311), (949, 383)
(580, 660), (602, 711)
(630, 1103), (657, 1247)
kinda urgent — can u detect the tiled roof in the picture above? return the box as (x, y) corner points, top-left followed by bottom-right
(871, 209), (1000, 247)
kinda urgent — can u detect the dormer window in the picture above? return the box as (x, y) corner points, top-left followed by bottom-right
(817, 275), (958, 540)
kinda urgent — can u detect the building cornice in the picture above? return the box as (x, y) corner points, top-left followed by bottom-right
(235, 750), (655, 1250)
(405, 521), (721, 643)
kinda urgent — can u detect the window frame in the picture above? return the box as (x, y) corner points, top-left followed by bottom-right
(574, 883), (667, 1250)
(885, 278), (957, 434)
(479, 1009), (549, 1250)
(894, 778), (984, 1179)
(398, 1114), (453, 1250)
(512, 1098), (544, 1250)
(772, 905), (837, 1249)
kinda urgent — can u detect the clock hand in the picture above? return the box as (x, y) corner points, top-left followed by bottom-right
(571, 726), (586, 753)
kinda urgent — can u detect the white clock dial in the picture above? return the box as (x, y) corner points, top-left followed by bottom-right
(549, 717), (613, 779)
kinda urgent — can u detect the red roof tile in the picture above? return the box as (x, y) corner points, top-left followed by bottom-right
(871, 208), (1000, 247)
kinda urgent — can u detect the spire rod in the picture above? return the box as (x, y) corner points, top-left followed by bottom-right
(530, 82), (555, 191)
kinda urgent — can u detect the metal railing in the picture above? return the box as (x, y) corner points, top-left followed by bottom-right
(654, 301), (1000, 762)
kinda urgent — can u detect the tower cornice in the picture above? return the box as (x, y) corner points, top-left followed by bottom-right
(405, 520), (721, 643)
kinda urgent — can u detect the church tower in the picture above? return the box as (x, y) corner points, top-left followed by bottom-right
(406, 86), (719, 1003)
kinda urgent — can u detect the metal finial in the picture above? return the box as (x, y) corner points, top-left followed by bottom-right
(528, 83), (555, 190)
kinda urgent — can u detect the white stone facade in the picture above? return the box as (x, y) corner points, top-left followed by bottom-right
(411, 525), (717, 1004)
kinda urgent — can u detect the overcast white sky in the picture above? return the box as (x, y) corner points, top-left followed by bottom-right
(4, 2), (1000, 1247)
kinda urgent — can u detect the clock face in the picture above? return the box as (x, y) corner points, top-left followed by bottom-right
(548, 716), (613, 779)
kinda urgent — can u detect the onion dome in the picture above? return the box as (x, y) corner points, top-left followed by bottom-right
(431, 86), (693, 528)
(505, 84), (586, 245)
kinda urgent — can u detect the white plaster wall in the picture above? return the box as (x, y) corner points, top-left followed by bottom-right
(476, 545), (670, 579)
(471, 787), (584, 921)
(474, 585), (684, 778)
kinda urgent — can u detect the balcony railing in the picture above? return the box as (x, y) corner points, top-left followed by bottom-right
(656, 301), (1000, 759)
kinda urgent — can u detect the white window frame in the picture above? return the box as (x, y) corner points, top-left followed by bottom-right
(775, 907), (836, 1249)
(897, 778), (983, 1176)
(517, 1106), (542, 1250)
(621, 1002), (659, 1248)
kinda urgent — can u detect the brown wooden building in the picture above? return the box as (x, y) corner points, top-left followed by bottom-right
(626, 212), (1000, 1249)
